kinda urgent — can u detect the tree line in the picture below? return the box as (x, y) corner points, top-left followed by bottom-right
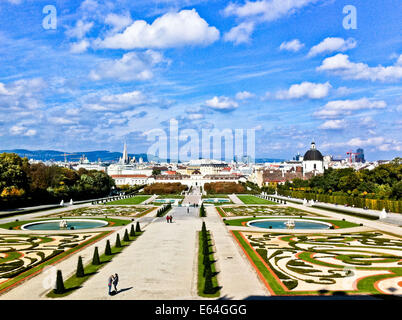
(0, 153), (115, 208)
(277, 158), (402, 200)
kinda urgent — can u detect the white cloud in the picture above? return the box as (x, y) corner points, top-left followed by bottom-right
(70, 40), (90, 53)
(222, 0), (318, 42)
(6, 0), (22, 4)
(89, 50), (166, 81)
(105, 13), (133, 33)
(187, 113), (204, 120)
(205, 96), (239, 111)
(223, 0), (318, 22)
(0, 83), (11, 95)
(48, 117), (75, 125)
(24, 129), (37, 136)
(314, 98), (387, 118)
(100, 90), (147, 107)
(224, 22), (255, 45)
(308, 37), (356, 57)
(317, 53), (402, 82)
(83, 90), (149, 113)
(235, 91), (255, 100)
(0, 78), (46, 111)
(323, 137), (402, 152)
(65, 20), (94, 39)
(97, 9), (219, 49)
(10, 125), (36, 136)
(360, 116), (376, 128)
(276, 81), (331, 99)
(319, 119), (345, 130)
(279, 39), (304, 52)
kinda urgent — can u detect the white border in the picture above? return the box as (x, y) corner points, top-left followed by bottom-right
(20, 219), (108, 230)
(246, 218), (333, 230)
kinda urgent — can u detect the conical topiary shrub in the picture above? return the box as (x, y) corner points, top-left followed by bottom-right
(53, 270), (65, 294)
(115, 233), (122, 248)
(130, 224), (136, 237)
(92, 247), (100, 265)
(135, 222), (141, 232)
(76, 256), (85, 277)
(203, 255), (212, 276)
(105, 240), (112, 255)
(123, 229), (130, 242)
(201, 221), (207, 235)
(203, 267), (214, 294)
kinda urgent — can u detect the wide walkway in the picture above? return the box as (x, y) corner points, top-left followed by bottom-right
(67, 206), (201, 300)
(204, 206), (268, 299)
(228, 194), (243, 204)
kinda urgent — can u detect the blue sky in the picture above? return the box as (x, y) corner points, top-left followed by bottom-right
(0, 0), (401, 161)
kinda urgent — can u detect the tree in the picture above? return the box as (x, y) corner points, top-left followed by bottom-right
(152, 168), (161, 176)
(76, 256), (85, 277)
(53, 270), (65, 294)
(203, 267), (214, 294)
(123, 229), (130, 242)
(115, 234), (122, 248)
(391, 181), (402, 200)
(105, 240), (112, 255)
(136, 222), (141, 232)
(0, 153), (29, 203)
(92, 247), (100, 265)
(130, 224), (136, 237)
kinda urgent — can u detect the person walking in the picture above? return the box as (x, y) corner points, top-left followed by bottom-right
(113, 273), (119, 293)
(166, 215), (169, 223)
(108, 275), (114, 295)
(170, 215), (173, 223)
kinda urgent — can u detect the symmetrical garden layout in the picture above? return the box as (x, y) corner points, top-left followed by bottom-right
(44, 205), (156, 218)
(232, 231), (402, 295)
(0, 231), (109, 293)
(0, 197), (401, 298)
(0, 204), (153, 294)
(221, 205), (318, 217)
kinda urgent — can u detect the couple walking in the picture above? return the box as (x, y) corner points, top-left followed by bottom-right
(166, 215), (173, 223)
(108, 273), (119, 295)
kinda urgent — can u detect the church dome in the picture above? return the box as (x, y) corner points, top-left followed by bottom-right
(303, 142), (323, 161)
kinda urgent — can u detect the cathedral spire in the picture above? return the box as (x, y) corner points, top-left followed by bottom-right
(123, 141), (128, 164)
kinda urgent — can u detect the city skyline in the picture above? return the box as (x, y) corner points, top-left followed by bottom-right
(0, 0), (401, 161)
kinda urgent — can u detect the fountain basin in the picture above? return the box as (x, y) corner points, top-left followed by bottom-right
(246, 218), (332, 230)
(21, 219), (108, 231)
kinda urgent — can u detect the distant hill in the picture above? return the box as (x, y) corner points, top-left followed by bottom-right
(0, 149), (149, 163)
(0, 149), (286, 163)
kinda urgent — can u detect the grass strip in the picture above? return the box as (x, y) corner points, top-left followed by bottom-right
(106, 196), (151, 205)
(237, 195), (278, 205)
(197, 231), (220, 298)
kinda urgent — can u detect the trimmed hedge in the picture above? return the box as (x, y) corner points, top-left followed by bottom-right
(278, 190), (402, 213)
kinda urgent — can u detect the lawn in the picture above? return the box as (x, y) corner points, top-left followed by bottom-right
(106, 195), (151, 205)
(236, 195), (277, 205)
